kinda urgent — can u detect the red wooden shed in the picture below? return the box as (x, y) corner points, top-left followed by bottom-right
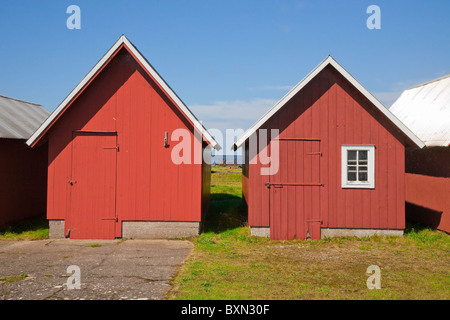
(391, 75), (450, 233)
(233, 56), (424, 240)
(0, 95), (49, 226)
(27, 35), (220, 240)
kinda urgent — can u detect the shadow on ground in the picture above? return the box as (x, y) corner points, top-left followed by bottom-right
(0, 215), (48, 239)
(203, 193), (247, 234)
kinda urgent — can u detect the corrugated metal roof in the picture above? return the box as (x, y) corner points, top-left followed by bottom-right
(0, 95), (50, 140)
(390, 74), (450, 147)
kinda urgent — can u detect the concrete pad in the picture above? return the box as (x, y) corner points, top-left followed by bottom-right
(0, 239), (193, 300)
(122, 221), (200, 239)
(250, 227), (270, 237)
(320, 228), (404, 238)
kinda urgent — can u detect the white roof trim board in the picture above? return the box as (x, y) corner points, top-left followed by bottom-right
(27, 35), (221, 150)
(0, 95), (49, 140)
(390, 74), (450, 147)
(233, 56), (425, 149)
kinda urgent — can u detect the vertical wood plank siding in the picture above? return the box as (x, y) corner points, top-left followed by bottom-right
(245, 65), (406, 238)
(0, 139), (47, 226)
(46, 47), (204, 238)
(404, 147), (450, 233)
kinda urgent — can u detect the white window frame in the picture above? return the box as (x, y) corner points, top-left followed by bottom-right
(341, 145), (375, 189)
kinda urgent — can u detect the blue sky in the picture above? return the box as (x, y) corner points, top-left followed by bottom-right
(1, 0), (449, 152)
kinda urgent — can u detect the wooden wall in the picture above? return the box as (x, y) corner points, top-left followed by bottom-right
(46, 46), (205, 238)
(0, 139), (47, 226)
(244, 65), (407, 238)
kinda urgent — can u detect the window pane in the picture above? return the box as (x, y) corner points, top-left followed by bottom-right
(348, 172), (357, 181)
(342, 146), (374, 188)
(358, 160), (368, 166)
(359, 172), (368, 181)
(359, 150), (368, 160)
(348, 150), (357, 160)
(359, 166), (368, 172)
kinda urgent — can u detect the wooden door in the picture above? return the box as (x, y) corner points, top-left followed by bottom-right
(269, 139), (322, 240)
(68, 132), (118, 239)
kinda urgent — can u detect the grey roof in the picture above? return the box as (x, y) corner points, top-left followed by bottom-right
(0, 95), (50, 140)
(390, 74), (450, 147)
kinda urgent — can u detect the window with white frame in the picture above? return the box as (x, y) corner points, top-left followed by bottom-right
(341, 145), (375, 189)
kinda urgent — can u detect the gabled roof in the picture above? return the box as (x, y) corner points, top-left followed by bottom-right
(27, 35), (221, 150)
(0, 95), (49, 140)
(233, 56), (425, 150)
(390, 74), (450, 147)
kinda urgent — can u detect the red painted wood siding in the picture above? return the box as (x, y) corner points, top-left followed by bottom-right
(201, 144), (212, 221)
(405, 173), (450, 233)
(46, 47), (204, 238)
(269, 140), (322, 240)
(245, 65), (406, 237)
(403, 146), (450, 233)
(0, 139), (47, 226)
(69, 133), (117, 239)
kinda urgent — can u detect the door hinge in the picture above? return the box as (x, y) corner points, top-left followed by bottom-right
(101, 217), (118, 222)
(306, 219), (323, 224)
(306, 152), (322, 156)
(104, 144), (119, 152)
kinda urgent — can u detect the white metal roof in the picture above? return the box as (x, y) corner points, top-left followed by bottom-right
(390, 74), (450, 147)
(0, 95), (50, 140)
(233, 56), (425, 149)
(26, 35), (221, 150)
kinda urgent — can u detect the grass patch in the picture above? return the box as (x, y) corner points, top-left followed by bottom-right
(87, 244), (102, 248)
(404, 223), (450, 249)
(212, 165), (241, 172)
(0, 274), (28, 283)
(0, 216), (48, 240)
(168, 169), (450, 300)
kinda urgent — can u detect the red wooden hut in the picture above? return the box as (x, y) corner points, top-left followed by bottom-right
(0, 95), (49, 226)
(27, 35), (220, 239)
(233, 56), (424, 240)
(390, 75), (450, 233)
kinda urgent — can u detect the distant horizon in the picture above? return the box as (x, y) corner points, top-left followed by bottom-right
(211, 154), (243, 164)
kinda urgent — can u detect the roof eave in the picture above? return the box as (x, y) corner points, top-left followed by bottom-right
(234, 56), (425, 150)
(27, 35), (221, 151)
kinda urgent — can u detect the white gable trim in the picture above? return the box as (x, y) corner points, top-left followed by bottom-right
(233, 56), (424, 149)
(27, 35), (221, 150)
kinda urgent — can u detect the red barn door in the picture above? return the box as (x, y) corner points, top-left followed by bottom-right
(68, 132), (118, 239)
(269, 139), (322, 240)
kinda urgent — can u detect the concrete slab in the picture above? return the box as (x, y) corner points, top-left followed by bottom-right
(0, 239), (193, 300)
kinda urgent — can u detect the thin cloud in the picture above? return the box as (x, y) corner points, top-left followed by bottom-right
(189, 98), (278, 132)
(189, 98), (278, 154)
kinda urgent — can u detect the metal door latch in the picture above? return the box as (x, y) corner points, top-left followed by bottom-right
(104, 144), (119, 151)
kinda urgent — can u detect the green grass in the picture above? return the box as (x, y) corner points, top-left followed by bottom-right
(212, 165), (241, 172)
(0, 274), (28, 283)
(87, 244), (102, 248)
(404, 223), (450, 249)
(168, 170), (450, 300)
(0, 216), (49, 240)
